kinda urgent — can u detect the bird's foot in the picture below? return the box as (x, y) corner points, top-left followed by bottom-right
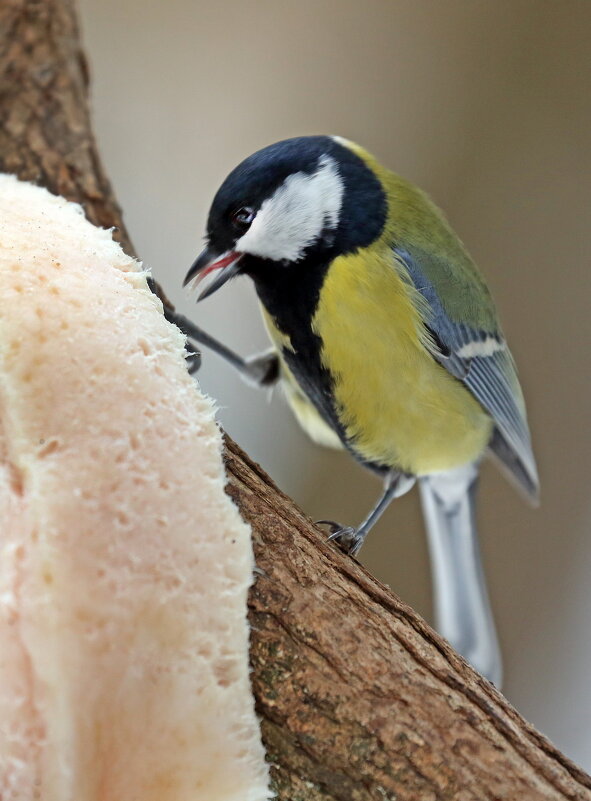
(316, 520), (365, 556)
(241, 351), (280, 388)
(185, 348), (202, 375)
(252, 565), (269, 579)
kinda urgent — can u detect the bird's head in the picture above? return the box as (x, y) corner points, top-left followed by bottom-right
(184, 136), (387, 299)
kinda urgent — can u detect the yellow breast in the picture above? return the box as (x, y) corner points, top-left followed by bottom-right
(311, 249), (493, 475)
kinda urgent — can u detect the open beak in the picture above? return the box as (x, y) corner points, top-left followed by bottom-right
(183, 247), (243, 301)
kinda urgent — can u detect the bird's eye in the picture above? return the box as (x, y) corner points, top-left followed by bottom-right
(231, 206), (255, 229)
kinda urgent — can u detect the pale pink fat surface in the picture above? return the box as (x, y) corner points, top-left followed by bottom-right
(0, 175), (270, 801)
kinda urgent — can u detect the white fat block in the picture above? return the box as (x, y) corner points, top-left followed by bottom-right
(0, 175), (270, 801)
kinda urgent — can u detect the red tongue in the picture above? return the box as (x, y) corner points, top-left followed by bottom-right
(188, 251), (239, 291)
(202, 251), (239, 278)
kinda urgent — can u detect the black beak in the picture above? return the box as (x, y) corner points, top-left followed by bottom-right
(183, 247), (243, 301)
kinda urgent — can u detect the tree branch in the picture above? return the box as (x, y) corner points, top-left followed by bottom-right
(1, 1), (589, 798)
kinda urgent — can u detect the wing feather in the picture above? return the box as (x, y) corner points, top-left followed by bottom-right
(394, 247), (539, 501)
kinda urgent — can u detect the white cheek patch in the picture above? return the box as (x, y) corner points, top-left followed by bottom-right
(236, 155), (344, 262)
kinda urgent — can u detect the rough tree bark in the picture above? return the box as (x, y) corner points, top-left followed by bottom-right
(0, 2), (589, 799)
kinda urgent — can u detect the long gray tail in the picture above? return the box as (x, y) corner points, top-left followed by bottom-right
(419, 464), (503, 687)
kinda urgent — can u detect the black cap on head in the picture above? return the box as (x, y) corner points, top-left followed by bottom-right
(205, 136), (387, 261)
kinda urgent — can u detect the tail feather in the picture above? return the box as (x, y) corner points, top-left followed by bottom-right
(419, 464), (503, 687)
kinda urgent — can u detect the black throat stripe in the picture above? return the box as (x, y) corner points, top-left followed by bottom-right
(251, 256), (341, 431)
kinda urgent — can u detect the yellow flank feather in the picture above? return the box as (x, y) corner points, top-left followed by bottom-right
(280, 369), (344, 450)
(312, 246), (493, 475)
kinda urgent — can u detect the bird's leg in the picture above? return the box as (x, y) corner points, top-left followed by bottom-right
(165, 310), (280, 387)
(161, 308), (203, 374)
(318, 472), (412, 556)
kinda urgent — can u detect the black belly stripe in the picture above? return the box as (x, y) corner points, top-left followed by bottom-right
(247, 254), (391, 475)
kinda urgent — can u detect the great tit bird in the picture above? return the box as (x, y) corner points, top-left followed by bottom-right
(182, 135), (538, 686)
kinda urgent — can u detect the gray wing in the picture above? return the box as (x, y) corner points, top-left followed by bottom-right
(395, 247), (539, 502)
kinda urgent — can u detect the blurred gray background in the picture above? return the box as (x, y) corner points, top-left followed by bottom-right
(78, 0), (591, 770)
